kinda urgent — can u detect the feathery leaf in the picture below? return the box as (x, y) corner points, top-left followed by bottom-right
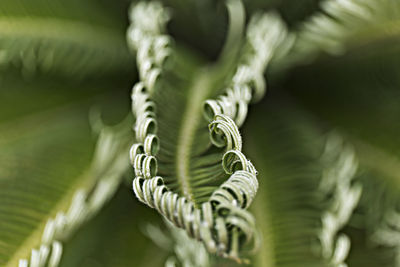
(128, 1), (289, 262)
(0, 0), (133, 80)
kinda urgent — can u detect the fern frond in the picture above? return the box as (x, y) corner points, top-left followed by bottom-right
(0, 0), (132, 80)
(276, 12), (400, 264)
(318, 134), (362, 267)
(204, 12), (288, 124)
(128, 1), (289, 262)
(278, 0), (400, 68)
(246, 100), (330, 267)
(47, 186), (168, 266)
(0, 108), (89, 265)
(244, 96), (368, 267)
(16, 117), (132, 267)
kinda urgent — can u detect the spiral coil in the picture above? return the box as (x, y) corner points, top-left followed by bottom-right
(127, 1), (172, 93)
(128, 2), (291, 262)
(318, 134), (362, 267)
(203, 13), (288, 127)
(131, 119), (260, 260)
(130, 82), (260, 259)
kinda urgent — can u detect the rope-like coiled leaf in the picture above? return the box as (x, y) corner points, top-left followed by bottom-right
(318, 134), (362, 267)
(130, 79), (259, 259)
(127, 1), (172, 94)
(204, 12), (287, 127)
(129, 2), (289, 261)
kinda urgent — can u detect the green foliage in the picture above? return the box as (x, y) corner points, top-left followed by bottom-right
(0, 0), (133, 80)
(0, 0), (399, 266)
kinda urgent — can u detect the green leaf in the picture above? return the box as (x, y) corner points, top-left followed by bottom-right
(283, 37), (400, 190)
(0, 79), (132, 266)
(0, 3), (134, 262)
(154, 57), (230, 204)
(128, 2), (244, 205)
(0, 99), (94, 266)
(277, 0), (400, 69)
(245, 96), (329, 267)
(127, 2), (295, 263)
(275, 10), (400, 264)
(59, 186), (167, 267)
(0, 0), (133, 80)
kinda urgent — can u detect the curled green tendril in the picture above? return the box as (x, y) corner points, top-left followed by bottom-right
(129, 2), (290, 262)
(209, 115), (242, 151)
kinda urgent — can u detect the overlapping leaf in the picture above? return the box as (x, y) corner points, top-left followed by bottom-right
(0, 0), (133, 80)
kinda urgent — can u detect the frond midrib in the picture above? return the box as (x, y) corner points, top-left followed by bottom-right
(0, 100), (95, 265)
(5, 168), (92, 267)
(0, 17), (127, 51)
(175, 70), (214, 204)
(248, 136), (276, 267)
(0, 91), (127, 265)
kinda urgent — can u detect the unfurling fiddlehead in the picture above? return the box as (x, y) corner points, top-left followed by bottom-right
(128, 1), (288, 262)
(204, 13), (287, 127)
(318, 134), (362, 267)
(127, 1), (171, 94)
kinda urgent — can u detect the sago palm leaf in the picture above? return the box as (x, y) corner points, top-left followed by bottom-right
(127, 1), (289, 262)
(58, 186), (167, 267)
(245, 94), (362, 267)
(1, 0), (399, 266)
(0, 82), (133, 266)
(281, 47), (400, 266)
(268, 0), (400, 265)
(278, 0), (400, 68)
(0, 0), (133, 80)
(0, 1), (136, 264)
